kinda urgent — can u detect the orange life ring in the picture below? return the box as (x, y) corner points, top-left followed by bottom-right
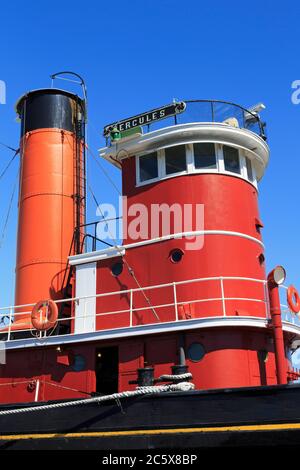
(287, 285), (300, 314)
(31, 299), (58, 331)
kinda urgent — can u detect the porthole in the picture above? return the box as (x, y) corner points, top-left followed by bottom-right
(258, 253), (265, 265)
(170, 249), (184, 263)
(111, 262), (123, 276)
(187, 342), (205, 362)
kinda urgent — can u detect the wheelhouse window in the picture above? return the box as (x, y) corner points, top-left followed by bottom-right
(136, 143), (257, 187)
(193, 143), (217, 169)
(165, 145), (187, 175)
(223, 145), (240, 174)
(245, 157), (254, 182)
(139, 152), (158, 182)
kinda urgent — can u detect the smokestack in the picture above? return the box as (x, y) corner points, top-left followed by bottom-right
(12, 88), (86, 331)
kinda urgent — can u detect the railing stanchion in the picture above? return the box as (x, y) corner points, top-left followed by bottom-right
(264, 281), (270, 320)
(130, 289), (133, 327)
(211, 101), (215, 122)
(34, 379), (40, 402)
(220, 277), (226, 316)
(7, 306), (12, 342)
(173, 282), (178, 321)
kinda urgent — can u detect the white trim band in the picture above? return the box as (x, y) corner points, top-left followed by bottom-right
(69, 230), (264, 266)
(3, 316), (300, 351)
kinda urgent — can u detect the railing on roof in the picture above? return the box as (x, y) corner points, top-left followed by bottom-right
(0, 276), (298, 344)
(105, 100), (267, 146)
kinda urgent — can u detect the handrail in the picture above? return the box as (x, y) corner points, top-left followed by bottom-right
(1, 277), (299, 343)
(105, 99), (266, 146)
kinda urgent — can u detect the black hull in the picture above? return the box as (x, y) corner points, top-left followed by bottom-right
(2, 383), (300, 450)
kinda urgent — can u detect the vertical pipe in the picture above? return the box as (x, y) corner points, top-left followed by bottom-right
(267, 269), (287, 385)
(178, 334), (186, 366)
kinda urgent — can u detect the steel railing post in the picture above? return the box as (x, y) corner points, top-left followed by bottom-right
(173, 282), (178, 321)
(7, 307), (12, 342)
(220, 277), (226, 316)
(130, 289), (133, 327)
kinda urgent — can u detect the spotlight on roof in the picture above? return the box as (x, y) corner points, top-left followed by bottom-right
(249, 102), (266, 114)
(244, 103), (266, 124)
(245, 102), (266, 120)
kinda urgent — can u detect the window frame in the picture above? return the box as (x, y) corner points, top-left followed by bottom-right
(136, 150), (161, 185)
(192, 142), (218, 172)
(222, 144), (241, 175)
(135, 143), (257, 188)
(164, 144), (188, 176)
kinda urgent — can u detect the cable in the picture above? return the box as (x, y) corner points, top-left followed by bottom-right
(0, 168), (19, 250)
(0, 149), (19, 181)
(67, 117), (160, 322)
(86, 143), (121, 195)
(87, 183), (160, 322)
(0, 141), (18, 153)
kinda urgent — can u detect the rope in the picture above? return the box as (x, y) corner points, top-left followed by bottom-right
(43, 380), (91, 396)
(158, 373), (193, 381)
(0, 382), (194, 416)
(0, 380), (33, 387)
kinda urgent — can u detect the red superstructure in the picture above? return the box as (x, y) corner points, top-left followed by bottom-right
(1, 93), (299, 406)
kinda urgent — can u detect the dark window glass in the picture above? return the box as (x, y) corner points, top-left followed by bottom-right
(194, 143), (216, 169)
(72, 355), (86, 372)
(246, 157), (254, 181)
(187, 343), (205, 362)
(111, 262), (123, 276)
(223, 145), (240, 174)
(165, 145), (187, 175)
(258, 253), (265, 265)
(139, 152), (158, 182)
(258, 350), (269, 363)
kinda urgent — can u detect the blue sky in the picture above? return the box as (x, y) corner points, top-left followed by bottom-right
(0, 0), (299, 317)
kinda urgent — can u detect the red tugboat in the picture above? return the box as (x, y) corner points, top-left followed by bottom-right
(1, 74), (300, 449)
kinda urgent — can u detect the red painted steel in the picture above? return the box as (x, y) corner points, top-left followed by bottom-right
(13, 128), (82, 330)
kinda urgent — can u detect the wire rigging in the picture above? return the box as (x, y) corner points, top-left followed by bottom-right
(69, 115), (159, 322)
(87, 182), (160, 322)
(0, 168), (19, 250)
(0, 141), (18, 153)
(0, 149), (19, 181)
(86, 143), (121, 196)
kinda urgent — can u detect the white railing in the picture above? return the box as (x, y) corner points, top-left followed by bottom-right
(279, 284), (300, 326)
(0, 276), (299, 343)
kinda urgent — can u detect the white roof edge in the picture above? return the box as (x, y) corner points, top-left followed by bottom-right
(99, 122), (269, 179)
